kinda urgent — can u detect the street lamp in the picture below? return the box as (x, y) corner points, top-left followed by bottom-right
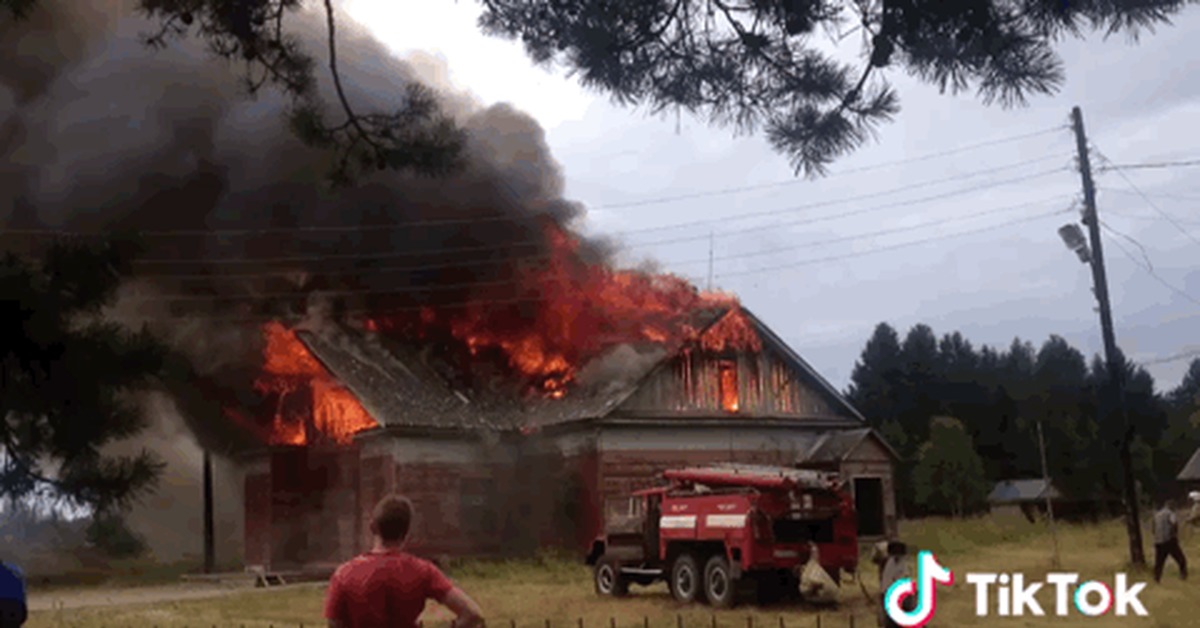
(1058, 224), (1091, 264)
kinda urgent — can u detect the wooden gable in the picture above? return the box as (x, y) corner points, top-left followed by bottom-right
(614, 345), (847, 419)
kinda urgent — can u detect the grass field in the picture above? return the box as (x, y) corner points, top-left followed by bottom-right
(25, 515), (1198, 627)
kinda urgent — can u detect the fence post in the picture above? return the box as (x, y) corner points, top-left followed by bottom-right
(815, 615), (820, 628)
(644, 616), (649, 628)
(747, 617), (753, 628)
(611, 618), (616, 628)
(849, 614), (854, 628)
(677, 614), (683, 628)
(712, 615), (717, 628)
(511, 620), (517, 628)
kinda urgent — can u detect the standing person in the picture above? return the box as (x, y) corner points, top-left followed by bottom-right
(1153, 498), (1188, 583)
(324, 495), (485, 628)
(0, 561), (27, 627)
(1187, 492), (1200, 528)
(878, 541), (913, 628)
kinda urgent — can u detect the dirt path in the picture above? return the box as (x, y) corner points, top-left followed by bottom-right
(27, 582), (322, 612)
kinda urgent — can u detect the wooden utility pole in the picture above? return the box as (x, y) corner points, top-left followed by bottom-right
(1070, 106), (1145, 567)
(1036, 420), (1060, 567)
(203, 450), (215, 573)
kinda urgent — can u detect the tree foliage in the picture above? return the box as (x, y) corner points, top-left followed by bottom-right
(0, 240), (166, 514)
(848, 321), (1189, 516)
(477, 0), (1199, 175)
(6, 0), (1197, 182)
(912, 416), (989, 517)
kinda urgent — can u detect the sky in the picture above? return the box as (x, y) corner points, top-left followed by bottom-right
(342, 0), (1200, 395)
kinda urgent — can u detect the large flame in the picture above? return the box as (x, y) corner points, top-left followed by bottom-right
(372, 222), (762, 398)
(251, 322), (379, 445)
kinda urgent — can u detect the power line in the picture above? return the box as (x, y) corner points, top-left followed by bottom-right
(2, 153), (1071, 242)
(1098, 159), (1200, 172)
(593, 126), (1068, 210)
(121, 196), (1071, 298)
(1091, 147), (1200, 248)
(1141, 349), (1200, 367)
(114, 208), (1071, 316)
(715, 208), (1070, 279)
(1100, 222), (1200, 309)
(1098, 187), (1200, 204)
(125, 163), (1070, 269)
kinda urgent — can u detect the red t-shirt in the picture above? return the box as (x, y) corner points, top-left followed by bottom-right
(324, 550), (455, 628)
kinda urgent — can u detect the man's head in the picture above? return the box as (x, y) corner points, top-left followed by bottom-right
(1162, 498), (1176, 511)
(370, 494), (414, 544)
(887, 541), (907, 557)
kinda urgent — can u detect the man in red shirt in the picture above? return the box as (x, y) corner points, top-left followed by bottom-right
(325, 494), (484, 628)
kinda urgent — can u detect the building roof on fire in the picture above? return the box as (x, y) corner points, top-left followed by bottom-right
(294, 305), (875, 436)
(295, 325), (504, 431)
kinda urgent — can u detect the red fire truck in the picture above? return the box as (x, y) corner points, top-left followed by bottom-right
(585, 463), (858, 608)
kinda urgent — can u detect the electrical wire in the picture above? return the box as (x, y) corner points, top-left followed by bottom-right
(1141, 349), (1200, 367)
(1091, 147), (1200, 249)
(592, 126), (1069, 209)
(120, 196), (1073, 300)
(1100, 222), (1200, 309)
(122, 164), (1072, 269)
(1, 153), (1071, 242)
(715, 209), (1069, 279)
(1098, 159), (1200, 172)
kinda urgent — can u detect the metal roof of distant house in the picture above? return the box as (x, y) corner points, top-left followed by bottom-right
(1178, 447), (1200, 482)
(988, 479), (1062, 504)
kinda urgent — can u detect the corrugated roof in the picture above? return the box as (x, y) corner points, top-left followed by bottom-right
(295, 326), (502, 431)
(287, 304), (872, 435)
(988, 479), (1062, 503)
(1178, 447), (1200, 481)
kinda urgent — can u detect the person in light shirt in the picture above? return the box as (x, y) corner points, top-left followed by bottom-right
(1152, 498), (1187, 583)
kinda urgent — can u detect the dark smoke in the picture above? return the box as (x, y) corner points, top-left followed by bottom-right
(1, 2), (613, 438)
(1, 1), (618, 561)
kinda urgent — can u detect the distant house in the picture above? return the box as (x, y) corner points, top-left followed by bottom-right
(1177, 448), (1200, 485)
(988, 479), (1063, 522)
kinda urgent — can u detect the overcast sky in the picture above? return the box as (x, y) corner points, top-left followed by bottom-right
(344, 1), (1200, 395)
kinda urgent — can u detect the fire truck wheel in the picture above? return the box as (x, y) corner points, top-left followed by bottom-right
(703, 555), (736, 609)
(669, 554), (701, 604)
(594, 558), (628, 597)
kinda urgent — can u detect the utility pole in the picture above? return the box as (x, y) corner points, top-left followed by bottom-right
(1036, 420), (1060, 568)
(1070, 106), (1145, 567)
(203, 450), (215, 574)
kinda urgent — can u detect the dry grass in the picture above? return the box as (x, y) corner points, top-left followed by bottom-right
(25, 515), (1200, 627)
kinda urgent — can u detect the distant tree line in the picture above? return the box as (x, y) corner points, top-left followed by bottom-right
(846, 322), (1200, 518)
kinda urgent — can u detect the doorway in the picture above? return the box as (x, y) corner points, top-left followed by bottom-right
(854, 477), (885, 537)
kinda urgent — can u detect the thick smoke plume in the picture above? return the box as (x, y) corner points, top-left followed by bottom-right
(1, 2), (621, 434)
(1, 1), (629, 561)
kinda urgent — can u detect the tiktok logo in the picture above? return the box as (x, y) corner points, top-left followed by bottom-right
(884, 551), (955, 627)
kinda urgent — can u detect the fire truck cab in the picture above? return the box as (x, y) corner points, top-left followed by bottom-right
(585, 464), (858, 608)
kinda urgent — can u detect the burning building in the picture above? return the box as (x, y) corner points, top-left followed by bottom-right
(232, 301), (899, 572)
(0, 4), (898, 570)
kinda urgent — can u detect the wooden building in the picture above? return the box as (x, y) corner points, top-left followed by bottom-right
(236, 308), (899, 572)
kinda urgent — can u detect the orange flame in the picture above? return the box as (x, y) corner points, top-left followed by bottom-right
(250, 322), (379, 446)
(370, 222), (761, 399)
(718, 360), (739, 413)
